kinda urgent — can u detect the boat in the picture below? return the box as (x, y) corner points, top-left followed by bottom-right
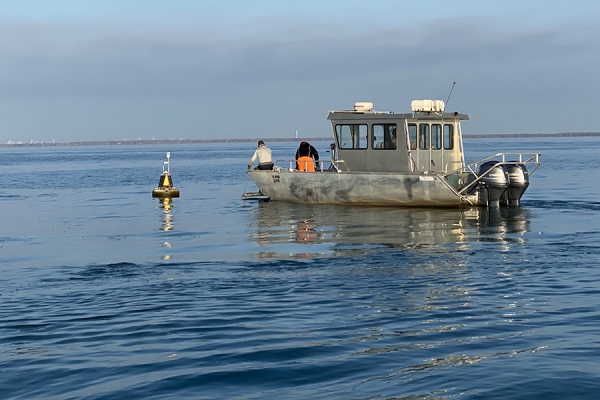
(247, 100), (541, 207)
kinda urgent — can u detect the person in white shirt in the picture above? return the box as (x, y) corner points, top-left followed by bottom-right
(248, 140), (274, 170)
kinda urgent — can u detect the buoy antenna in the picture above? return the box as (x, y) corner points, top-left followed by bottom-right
(164, 152), (171, 174)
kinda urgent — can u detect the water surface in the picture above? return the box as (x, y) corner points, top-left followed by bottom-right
(2, 137), (600, 399)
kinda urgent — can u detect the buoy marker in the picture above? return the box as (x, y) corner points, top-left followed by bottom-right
(152, 152), (180, 198)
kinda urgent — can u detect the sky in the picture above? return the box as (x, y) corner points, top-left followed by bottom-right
(1, 0), (600, 143)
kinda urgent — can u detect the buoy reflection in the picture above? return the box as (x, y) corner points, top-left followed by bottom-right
(159, 198), (174, 231)
(158, 198), (175, 261)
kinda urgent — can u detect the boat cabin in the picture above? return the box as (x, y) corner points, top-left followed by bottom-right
(327, 101), (469, 174)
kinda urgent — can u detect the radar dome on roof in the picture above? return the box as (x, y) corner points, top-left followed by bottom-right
(354, 102), (373, 112)
(411, 100), (445, 113)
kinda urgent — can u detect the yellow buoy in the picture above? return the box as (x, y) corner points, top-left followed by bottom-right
(152, 152), (180, 198)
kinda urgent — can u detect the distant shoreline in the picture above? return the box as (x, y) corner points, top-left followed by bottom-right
(2, 132), (600, 148)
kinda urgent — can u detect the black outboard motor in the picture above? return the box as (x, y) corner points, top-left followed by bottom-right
(478, 161), (509, 207)
(506, 163), (529, 206)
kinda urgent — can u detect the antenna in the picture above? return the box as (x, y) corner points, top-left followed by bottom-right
(164, 152), (171, 174)
(444, 81), (456, 112)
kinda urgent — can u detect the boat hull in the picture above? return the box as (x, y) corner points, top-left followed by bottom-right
(249, 170), (476, 207)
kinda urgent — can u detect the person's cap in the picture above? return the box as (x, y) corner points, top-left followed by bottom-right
(258, 140), (265, 146)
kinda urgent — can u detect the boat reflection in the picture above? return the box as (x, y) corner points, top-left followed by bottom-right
(248, 202), (530, 256)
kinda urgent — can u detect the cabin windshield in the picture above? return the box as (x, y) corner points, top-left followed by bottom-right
(432, 124), (442, 149)
(419, 124), (429, 149)
(408, 124), (417, 150)
(444, 125), (454, 149)
(372, 124), (397, 149)
(336, 124), (367, 149)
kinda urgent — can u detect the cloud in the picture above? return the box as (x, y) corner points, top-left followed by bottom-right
(1, 18), (597, 98)
(1, 17), (600, 141)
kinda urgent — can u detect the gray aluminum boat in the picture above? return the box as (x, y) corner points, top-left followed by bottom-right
(247, 100), (541, 207)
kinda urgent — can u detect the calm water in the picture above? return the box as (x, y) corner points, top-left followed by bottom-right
(2, 137), (600, 399)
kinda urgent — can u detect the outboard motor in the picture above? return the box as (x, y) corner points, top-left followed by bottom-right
(505, 163), (529, 206)
(477, 161), (509, 207)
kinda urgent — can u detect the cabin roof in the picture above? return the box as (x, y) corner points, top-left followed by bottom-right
(327, 110), (470, 121)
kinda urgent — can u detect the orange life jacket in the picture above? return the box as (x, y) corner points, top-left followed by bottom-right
(297, 156), (315, 172)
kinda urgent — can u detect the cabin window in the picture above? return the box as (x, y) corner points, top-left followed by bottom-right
(372, 124), (397, 149)
(432, 124), (442, 149)
(443, 124), (454, 149)
(419, 124), (429, 150)
(408, 124), (417, 150)
(336, 124), (367, 149)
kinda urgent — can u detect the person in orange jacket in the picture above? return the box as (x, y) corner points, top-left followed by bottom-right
(295, 141), (319, 171)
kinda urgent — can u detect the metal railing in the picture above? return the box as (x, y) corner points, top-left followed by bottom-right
(442, 152), (541, 195)
(272, 159), (350, 173)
